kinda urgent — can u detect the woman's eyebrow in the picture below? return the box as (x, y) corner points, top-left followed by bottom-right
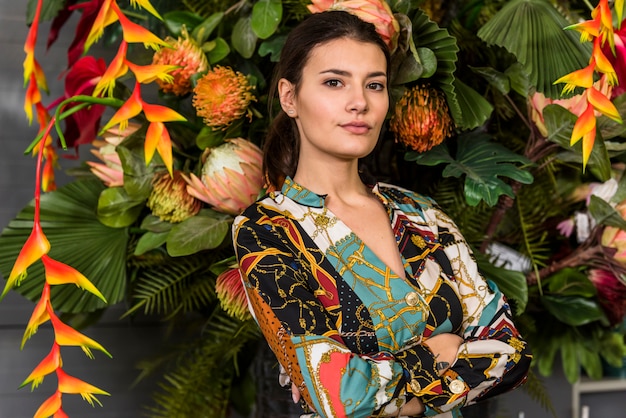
(319, 69), (387, 78)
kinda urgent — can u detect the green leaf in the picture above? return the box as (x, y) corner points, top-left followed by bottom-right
(163, 11), (205, 37)
(560, 336), (580, 383)
(411, 10), (461, 127)
(209, 256), (238, 276)
(97, 187), (145, 228)
(579, 345), (603, 380)
(0, 179), (128, 313)
(392, 50), (424, 85)
(416, 47), (437, 79)
(452, 78), (493, 130)
(196, 126), (226, 149)
(470, 66), (510, 95)
(140, 214), (174, 233)
(543, 104), (612, 181)
(232, 16), (258, 59)
(407, 132), (533, 206)
(389, 0), (422, 15)
(259, 35), (287, 62)
(477, 0), (591, 99)
(26, 0), (65, 24)
(251, 0), (282, 40)
(542, 295), (605, 326)
(475, 253), (528, 314)
(504, 62), (531, 97)
(546, 268), (596, 298)
(588, 195), (626, 230)
(166, 215), (230, 257)
(135, 231), (170, 256)
(206, 37), (230, 64)
(117, 132), (159, 200)
(192, 12), (224, 44)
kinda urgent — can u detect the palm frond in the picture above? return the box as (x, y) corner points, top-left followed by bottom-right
(477, 0), (591, 99)
(0, 179), (128, 313)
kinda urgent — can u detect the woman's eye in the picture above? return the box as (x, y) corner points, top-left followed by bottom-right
(368, 82), (385, 91)
(325, 79), (343, 87)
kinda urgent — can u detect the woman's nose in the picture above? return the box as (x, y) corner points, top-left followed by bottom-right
(347, 88), (368, 113)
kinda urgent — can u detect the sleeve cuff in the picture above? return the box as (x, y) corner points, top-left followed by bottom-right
(395, 345), (469, 408)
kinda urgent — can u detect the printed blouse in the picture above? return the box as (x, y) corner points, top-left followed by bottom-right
(233, 177), (532, 418)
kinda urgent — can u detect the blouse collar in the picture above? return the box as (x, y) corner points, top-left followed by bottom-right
(279, 176), (389, 209)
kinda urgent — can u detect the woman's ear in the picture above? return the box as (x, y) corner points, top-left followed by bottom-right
(278, 78), (297, 117)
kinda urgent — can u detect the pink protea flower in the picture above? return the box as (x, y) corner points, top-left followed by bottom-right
(86, 122), (141, 187)
(390, 85), (454, 152)
(151, 31), (208, 96)
(588, 268), (626, 326)
(147, 170), (202, 223)
(216, 267), (251, 321)
(308, 0), (400, 51)
(192, 66), (256, 130)
(183, 138), (263, 215)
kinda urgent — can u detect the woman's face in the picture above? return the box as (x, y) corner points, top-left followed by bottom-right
(280, 37), (389, 165)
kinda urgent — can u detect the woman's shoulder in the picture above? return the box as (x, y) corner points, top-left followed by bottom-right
(376, 182), (436, 211)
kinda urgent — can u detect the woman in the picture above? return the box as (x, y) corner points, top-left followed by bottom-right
(233, 10), (531, 418)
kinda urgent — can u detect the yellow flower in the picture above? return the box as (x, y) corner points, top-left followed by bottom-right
(192, 66), (256, 130)
(147, 170), (202, 223)
(390, 85), (454, 152)
(152, 33), (209, 96)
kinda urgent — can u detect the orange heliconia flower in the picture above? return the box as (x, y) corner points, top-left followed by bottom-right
(42, 255), (107, 303)
(192, 66), (256, 130)
(22, 283), (51, 348)
(129, 0), (162, 20)
(0, 223), (50, 300)
(100, 82), (185, 174)
(49, 312), (112, 359)
(554, 64), (596, 95)
(145, 121), (173, 176)
(21, 343), (62, 390)
(85, 0), (117, 51)
(125, 60), (177, 85)
(34, 391), (63, 418)
(93, 41), (129, 98)
(112, 1), (168, 50)
(57, 368), (110, 406)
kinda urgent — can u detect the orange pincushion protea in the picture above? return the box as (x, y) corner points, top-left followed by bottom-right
(390, 85), (454, 153)
(192, 66), (256, 130)
(152, 34), (208, 96)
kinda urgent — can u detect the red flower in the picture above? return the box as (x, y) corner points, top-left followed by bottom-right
(588, 269), (626, 326)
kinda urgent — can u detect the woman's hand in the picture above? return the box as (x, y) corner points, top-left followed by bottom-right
(423, 333), (464, 375)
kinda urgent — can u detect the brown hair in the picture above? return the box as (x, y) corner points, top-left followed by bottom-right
(263, 10), (391, 190)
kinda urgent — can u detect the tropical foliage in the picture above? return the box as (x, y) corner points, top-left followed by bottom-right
(2, 0), (626, 417)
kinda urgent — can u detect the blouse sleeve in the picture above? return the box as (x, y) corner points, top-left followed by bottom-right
(397, 201), (532, 416)
(233, 213), (414, 418)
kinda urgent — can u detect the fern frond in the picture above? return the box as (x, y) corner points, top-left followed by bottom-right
(126, 253), (223, 318)
(521, 368), (557, 418)
(145, 309), (261, 418)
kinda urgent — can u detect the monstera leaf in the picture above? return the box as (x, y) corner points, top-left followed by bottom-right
(406, 131), (534, 206)
(0, 179), (129, 313)
(477, 0), (591, 99)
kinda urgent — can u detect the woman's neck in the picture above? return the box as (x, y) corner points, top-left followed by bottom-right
(293, 159), (369, 201)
